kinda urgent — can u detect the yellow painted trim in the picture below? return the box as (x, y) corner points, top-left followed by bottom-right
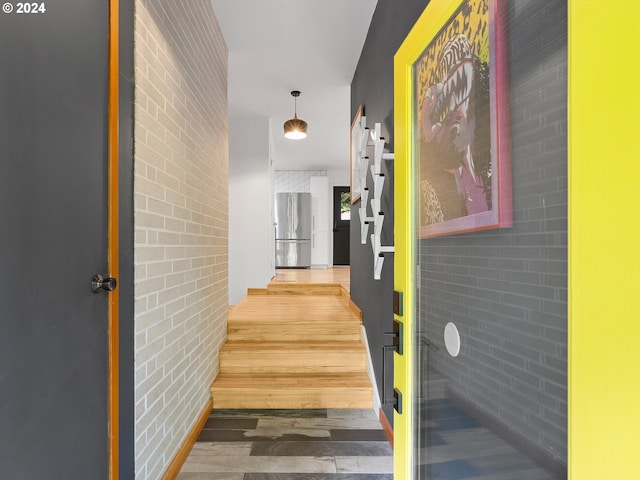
(568, 1), (640, 479)
(394, 1), (464, 477)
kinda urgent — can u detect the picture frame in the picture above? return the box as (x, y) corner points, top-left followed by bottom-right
(398, 0), (512, 238)
(350, 105), (364, 204)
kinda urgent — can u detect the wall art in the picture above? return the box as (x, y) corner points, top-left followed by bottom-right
(414, 0), (512, 237)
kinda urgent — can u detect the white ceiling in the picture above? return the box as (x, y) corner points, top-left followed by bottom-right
(210, 0), (378, 171)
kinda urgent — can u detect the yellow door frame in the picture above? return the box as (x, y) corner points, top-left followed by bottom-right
(393, 1), (640, 479)
(394, 2), (462, 476)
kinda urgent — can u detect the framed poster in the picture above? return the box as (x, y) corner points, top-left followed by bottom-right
(412, 0), (512, 237)
(350, 105), (364, 204)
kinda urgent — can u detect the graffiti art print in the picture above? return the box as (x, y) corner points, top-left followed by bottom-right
(415, 0), (512, 237)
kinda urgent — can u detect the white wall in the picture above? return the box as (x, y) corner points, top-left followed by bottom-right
(228, 116), (274, 305)
(326, 169), (350, 187)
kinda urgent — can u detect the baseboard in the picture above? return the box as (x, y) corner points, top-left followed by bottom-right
(161, 397), (213, 480)
(379, 408), (394, 448)
(360, 325), (381, 413)
(448, 388), (567, 478)
(340, 286), (362, 320)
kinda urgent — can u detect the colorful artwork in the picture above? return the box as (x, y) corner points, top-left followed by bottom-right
(350, 105), (364, 204)
(415, 0), (511, 237)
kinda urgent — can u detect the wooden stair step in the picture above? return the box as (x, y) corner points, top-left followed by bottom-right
(218, 280), (371, 409)
(219, 342), (367, 374)
(227, 320), (361, 342)
(211, 373), (373, 409)
(231, 294), (359, 320)
(265, 282), (343, 296)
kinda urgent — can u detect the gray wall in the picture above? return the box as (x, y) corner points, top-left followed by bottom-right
(419, 0), (568, 464)
(350, 0), (429, 425)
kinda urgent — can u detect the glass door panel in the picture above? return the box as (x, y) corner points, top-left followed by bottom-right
(409, 1), (568, 479)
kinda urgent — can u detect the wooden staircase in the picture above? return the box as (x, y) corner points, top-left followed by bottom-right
(211, 283), (373, 409)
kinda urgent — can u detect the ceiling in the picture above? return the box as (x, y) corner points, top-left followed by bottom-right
(210, 0), (378, 171)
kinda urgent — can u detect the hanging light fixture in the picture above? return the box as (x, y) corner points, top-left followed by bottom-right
(283, 90), (308, 139)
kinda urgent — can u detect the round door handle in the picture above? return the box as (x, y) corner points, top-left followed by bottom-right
(91, 274), (117, 293)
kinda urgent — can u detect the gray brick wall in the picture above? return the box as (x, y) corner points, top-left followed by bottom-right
(418, 0), (567, 464)
(350, 0), (429, 427)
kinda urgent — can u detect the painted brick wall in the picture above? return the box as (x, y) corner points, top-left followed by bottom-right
(350, 0), (430, 426)
(134, 1), (228, 478)
(419, 0), (567, 464)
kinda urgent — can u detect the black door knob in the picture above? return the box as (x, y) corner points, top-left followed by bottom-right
(91, 274), (117, 293)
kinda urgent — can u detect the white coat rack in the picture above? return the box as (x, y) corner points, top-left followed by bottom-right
(355, 116), (395, 280)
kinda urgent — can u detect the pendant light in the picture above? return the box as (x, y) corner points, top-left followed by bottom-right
(283, 90), (308, 139)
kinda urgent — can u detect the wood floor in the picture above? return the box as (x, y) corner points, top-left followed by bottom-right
(211, 268), (373, 409)
(272, 267), (350, 292)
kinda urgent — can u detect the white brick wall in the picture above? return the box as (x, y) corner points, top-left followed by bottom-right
(134, 1), (228, 478)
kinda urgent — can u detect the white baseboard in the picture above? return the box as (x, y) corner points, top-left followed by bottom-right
(361, 324), (382, 413)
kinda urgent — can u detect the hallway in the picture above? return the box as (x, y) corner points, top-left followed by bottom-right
(180, 268), (393, 478)
(2, 0), (637, 478)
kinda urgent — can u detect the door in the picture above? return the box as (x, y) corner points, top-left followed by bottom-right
(0, 1), (112, 478)
(394, 1), (568, 479)
(332, 186), (350, 265)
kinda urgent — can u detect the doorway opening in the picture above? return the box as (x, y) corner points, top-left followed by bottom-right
(333, 186), (350, 266)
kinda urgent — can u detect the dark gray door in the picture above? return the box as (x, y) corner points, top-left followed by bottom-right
(0, 1), (110, 478)
(333, 186), (350, 265)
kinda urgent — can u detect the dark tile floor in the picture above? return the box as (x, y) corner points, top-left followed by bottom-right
(177, 408), (393, 480)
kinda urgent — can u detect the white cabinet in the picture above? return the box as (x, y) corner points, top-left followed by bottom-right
(310, 176), (330, 267)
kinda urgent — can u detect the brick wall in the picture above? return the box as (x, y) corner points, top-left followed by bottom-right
(134, 1), (228, 478)
(419, 0), (567, 464)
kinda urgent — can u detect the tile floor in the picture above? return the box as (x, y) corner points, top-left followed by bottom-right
(177, 408), (393, 480)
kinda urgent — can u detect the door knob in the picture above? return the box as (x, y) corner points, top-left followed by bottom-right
(91, 274), (117, 293)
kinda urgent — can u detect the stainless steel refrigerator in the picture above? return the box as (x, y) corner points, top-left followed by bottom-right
(275, 192), (312, 268)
